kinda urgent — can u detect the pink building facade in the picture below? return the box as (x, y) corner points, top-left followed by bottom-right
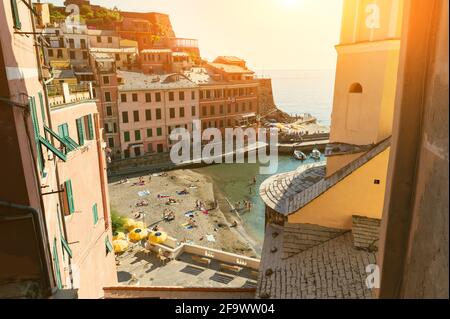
(117, 71), (199, 158)
(0, 1), (116, 298)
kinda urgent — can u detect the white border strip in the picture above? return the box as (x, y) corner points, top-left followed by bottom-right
(6, 67), (39, 81)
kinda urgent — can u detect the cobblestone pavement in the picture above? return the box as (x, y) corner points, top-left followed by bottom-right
(256, 224), (376, 299)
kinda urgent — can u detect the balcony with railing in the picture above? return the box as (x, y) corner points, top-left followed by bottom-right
(167, 38), (199, 49)
(47, 82), (94, 107)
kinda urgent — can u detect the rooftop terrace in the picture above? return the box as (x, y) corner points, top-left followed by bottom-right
(116, 242), (259, 289)
(47, 82), (94, 108)
(117, 71), (197, 91)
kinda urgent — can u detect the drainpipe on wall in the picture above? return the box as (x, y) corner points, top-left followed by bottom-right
(94, 113), (111, 231)
(0, 201), (52, 297)
(163, 89), (168, 151)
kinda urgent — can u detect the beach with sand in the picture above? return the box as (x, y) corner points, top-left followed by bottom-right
(108, 169), (259, 258)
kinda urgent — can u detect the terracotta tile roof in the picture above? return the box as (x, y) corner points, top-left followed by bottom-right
(89, 47), (137, 54)
(117, 71), (198, 91)
(90, 52), (115, 62)
(141, 49), (173, 54)
(215, 56), (245, 62)
(53, 69), (76, 79)
(259, 137), (391, 216)
(256, 224), (376, 299)
(325, 142), (374, 157)
(208, 63), (254, 74)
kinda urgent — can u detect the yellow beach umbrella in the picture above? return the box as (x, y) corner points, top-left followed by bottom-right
(128, 228), (149, 242)
(113, 240), (129, 253)
(113, 231), (126, 241)
(132, 221), (146, 230)
(123, 218), (136, 231)
(148, 231), (168, 244)
(124, 219), (145, 232)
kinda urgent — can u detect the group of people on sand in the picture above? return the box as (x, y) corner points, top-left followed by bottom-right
(118, 171), (172, 187)
(194, 199), (218, 211)
(187, 217), (198, 228)
(162, 209), (175, 222)
(195, 200), (205, 211)
(234, 200), (253, 212)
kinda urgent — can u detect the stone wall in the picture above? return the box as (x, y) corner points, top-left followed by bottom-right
(257, 78), (277, 116)
(378, 0), (449, 299)
(265, 207), (287, 227)
(107, 152), (173, 177)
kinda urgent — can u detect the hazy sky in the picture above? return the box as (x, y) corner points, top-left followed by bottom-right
(46, 0), (344, 70)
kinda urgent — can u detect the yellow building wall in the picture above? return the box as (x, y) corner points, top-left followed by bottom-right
(53, 78), (78, 86)
(50, 60), (71, 69)
(288, 147), (390, 230)
(329, 0), (404, 151)
(340, 0), (404, 45)
(120, 39), (139, 49)
(329, 46), (401, 146)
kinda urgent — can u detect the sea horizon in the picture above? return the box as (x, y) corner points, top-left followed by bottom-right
(255, 69), (336, 126)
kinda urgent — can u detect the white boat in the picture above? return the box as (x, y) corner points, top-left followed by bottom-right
(310, 148), (321, 160)
(293, 150), (307, 161)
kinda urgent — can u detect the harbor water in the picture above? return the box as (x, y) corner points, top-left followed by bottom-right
(194, 154), (326, 252)
(196, 69), (334, 252)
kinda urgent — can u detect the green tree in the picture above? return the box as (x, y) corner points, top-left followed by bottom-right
(48, 4), (67, 23)
(80, 5), (94, 20)
(111, 208), (126, 233)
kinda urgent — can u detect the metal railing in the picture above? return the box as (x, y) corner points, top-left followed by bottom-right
(69, 83), (90, 94)
(46, 85), (63, 97)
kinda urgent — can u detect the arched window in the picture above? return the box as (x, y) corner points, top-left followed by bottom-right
(349, 83), (363, 93)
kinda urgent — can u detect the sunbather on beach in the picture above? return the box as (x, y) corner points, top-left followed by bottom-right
(188, 218), (197, 228)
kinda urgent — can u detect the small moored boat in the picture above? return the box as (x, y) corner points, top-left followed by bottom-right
(310, 148), (322, 160)
(293, 150), (307, 161)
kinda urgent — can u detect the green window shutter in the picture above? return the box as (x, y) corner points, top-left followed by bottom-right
(76, 118), (85, 146)
(87, 114), (95, 140)
(65, 180), (75, 214)
(93, 203), (98, 225)
(52, 238), (63, 289)
(10, 0), (21, 30)
(105, 236), (113, 253)
(39, 136), (67, 162)
(44, 126), (72, 155)
(58, 123), (80, 151)
(38, 92), (46, 125)
(29, 97), (45, 175)
(61, 237), (73, 258)
(147, 128), (152, 138)
(124, 131), (130, 142)
(58, 123), (67, 137)
(135, 130), (141, 141)
(65, 136), (80, 150)
(56, 208), (65, 261)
